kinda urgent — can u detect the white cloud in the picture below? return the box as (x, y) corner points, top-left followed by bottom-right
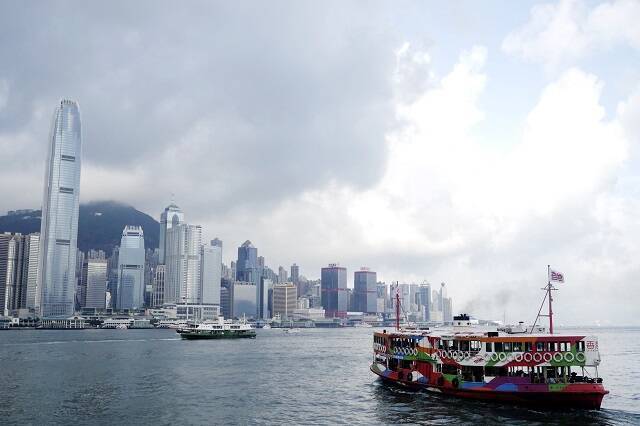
(233, 43), (638, 324)
(503, 0), (640, 69)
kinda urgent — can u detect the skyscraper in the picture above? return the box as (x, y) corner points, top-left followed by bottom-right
(273, 282), (297, 319)
(200, 239), (222, 305)
(165, 223), (202, 304)
(159, 203), (184, 264)
(290, 263), (300, 284)
(321, 264), (348, 318)
(0, 233), (22, 315)
(84, 251), (107, 310)
(152, 264), (165, 307)
(236, 240), (261, 316)
(117, 226), (145, 310)
(278, 266), (288, 283)
(353, 268), (377, 313)
(38, 99), (82, 318)
(23, 234), (41, 311)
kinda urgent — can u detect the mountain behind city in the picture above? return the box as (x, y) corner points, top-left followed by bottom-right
(0, 200), (159, 255)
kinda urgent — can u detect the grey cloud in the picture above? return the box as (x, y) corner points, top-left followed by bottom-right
(0, 1), (397, 216)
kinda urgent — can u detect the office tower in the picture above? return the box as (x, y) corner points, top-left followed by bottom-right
(230, 261), (237, 280)
(0, 233), (22, 315)
(220, 278), (233, 318)
(165, 223), (202, 304)
(75, 250), (85, 309)
(159, 203), (184, 264)
(290, 263), (300, 284)
(409, 284), (420, 313)
(273, 282), (297, 319)
(84, 251), (107, 310)
(443, 297), (453, 323)
(152, 264), (165, 307)
(258, 277), (271, 319)
(232, 281), (257, 319)
(143, 248), (159, 307)
(23, 234), (41, 310)
(38, 99), (82, 317)
(117, 226), (145, 310)
(321, 264), (348, 318)
(200, 239), (222, 305)
(236, 240), (261, 314)
(376, 282), (387, 314)
(278, 266), (288, 284)
(418, 283), (431, 322)
(211, 238), (223, 249)
(354, 268), (377, 313)
(258, 255), (265, 269)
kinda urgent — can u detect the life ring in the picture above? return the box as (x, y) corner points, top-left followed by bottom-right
(464, 351), (470, 359)
(437, 349), (443, 358)
(553, 352), (564, 363)
(455, 351), (464, 361)
(533, 352), (543, 363)
(498, 352), (507, 362)
(576, 352), (586, 363)
(523, 352), (533, 363)
(490, 352), (499, 362)
(543, 353), (552, 363)
(515, 353), (523, 362)
(413, 348), (418, 356)
(452, 377), (459, 388)
(564, 352), (575, 363)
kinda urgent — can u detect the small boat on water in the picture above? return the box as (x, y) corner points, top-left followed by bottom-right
(285, 328), (301, 334)
(177, 316), (256, 340)
(371, 268), (608, 409)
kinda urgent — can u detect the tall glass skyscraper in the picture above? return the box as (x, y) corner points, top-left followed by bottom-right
(117, 226), (145, 310)
(159, 203), (184, 264)
(38, 99), (82, 318)
(321, 264), (348, 318)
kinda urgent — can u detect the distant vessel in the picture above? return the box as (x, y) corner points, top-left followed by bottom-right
(285, 328), (301, 334)
(177, 317), (256, 340)
(371, 270), (609, 409)
(354, 322), (372, 328)
(262, 324), (272, 329)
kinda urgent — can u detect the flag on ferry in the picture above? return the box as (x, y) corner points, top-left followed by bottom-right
(550, 269), (565, 283)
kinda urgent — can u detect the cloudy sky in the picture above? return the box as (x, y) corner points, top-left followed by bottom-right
(1, 0), (639, 324)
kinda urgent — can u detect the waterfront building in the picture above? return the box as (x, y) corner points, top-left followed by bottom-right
(258, 255), (265, 269)
(278, 266), (288, 283)
(152, 264), (166, 307)
(273, 282), (297, 319)
(354, 268), (377, 313)
(107, 246), (119, 308)
(158, 203), (184, 264)
(0, 233), (22, 315)
(200, 239), (222, 305)
(290, 263), (299, 285)
(376, 282), (387, 314)
(321, 264), (348, 318)
(236, 240), (262, 315)
(117, 226), (145, 311)
(232, 281), (256, 319)
(443, 297), (453, 323)
(165, 223), (202, 304)
(220, 278), (232, 318)
(23, 233), (41, 311)
(258, 277), (271, 319)
(291, 307), (326, 321)
(38, 99), (82, 318)
(83, 251), (107, 310)
(417, 283), (431, 321)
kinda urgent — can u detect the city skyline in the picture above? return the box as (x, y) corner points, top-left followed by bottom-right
(1, 1), (639, 325)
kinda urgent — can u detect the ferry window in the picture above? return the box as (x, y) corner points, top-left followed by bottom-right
(438, 340), (444, 349)
(513, 342), (522, 352)
(550, 342), (557, 351)
(460, 341), (470, 351)
(577, 341), (585, 352)
(525, 342), (532, 352)
(536, 342), (544, 351)
(495, 342), (503, 352)
(470, 341), (481, 352)
(559, 342), (566, 351)
(565, 342), (571, 351)
(504, 342), (512, 352)
(486, 342), (492, 352)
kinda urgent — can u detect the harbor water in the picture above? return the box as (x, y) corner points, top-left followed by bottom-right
(1, 326), (638, 425)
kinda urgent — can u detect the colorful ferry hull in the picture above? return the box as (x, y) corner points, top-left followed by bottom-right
(371, 330), (608, 409)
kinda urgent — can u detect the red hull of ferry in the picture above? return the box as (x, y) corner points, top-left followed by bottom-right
(371, 367), (607, 410)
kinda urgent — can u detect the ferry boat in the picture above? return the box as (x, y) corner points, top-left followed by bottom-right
(177, 316), (256, 340)
(371, 270), (608, 409)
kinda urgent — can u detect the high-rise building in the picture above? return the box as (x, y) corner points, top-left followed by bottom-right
(257, 255), (265, 269)
(200, 239), (222, 305)
(152, 265), (166, 307)
(84, 251), (107, 310)
(0, 233), (22, 315)
(273, 282), (297, 319)
(165, 223), (202, 304)
(278, 266), (288, 284)
(220, 278), (233, 318)
(107, 246), (119, 308)
(232, 281), (257, 319)
(321, 264), (348, 318)
(117, 226), (145, 310)
(376, 282), (387, 314)
(23, 233), (41, 311)
(290, 263), (300, 284)
(258, 277), (271, 319)
(159, 203), (184, 264)
(236, 240), (262, 316)
(418, 283), (431, 322)
(353, 268), (377, 313)
(38, 99), (82, 317)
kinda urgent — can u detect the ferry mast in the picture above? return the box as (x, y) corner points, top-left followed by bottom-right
(530, 265), (558, 335)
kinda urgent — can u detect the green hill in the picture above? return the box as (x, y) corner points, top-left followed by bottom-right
(0, 201), (159, 255)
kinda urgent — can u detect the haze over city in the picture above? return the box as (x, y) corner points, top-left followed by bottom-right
(1, 0), (639, 325)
